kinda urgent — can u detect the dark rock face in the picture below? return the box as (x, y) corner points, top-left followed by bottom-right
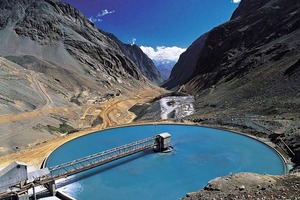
(106, 33), (163, 84)
(0, 0), (151, 113)
(164, 0), (300, 114)
(163, 33), (208, 89)
(284, 58), (300, 76)
(188, 0), (300, 93)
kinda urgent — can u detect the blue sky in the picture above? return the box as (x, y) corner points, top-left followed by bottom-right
(61, 0), (240, 62)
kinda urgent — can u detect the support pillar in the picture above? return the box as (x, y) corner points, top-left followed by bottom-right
(46, 180), (56, 196)
(31, 183), (36, 200)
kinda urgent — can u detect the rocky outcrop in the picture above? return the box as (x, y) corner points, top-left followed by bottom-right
(0, 0), (151, 113)
(183, 172), (300, 200)
(106, 33), (163, 84)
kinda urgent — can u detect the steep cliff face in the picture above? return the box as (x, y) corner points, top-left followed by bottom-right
(165, 0), (300, 115)
(106, 33), (163, 84)
(0, 0), (150, 113)
(163, 33), (208, 89)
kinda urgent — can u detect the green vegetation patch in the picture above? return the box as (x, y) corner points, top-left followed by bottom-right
(47, 122), (76, 135)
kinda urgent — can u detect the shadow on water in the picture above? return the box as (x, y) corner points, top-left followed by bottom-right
(56, 149), (154, 188)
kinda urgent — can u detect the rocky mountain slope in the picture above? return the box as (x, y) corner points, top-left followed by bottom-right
(105, 33), (163, 84)
(0, 0), (165, 155)
(165, 0), (300, 115)
(0, 0), (158, 114)
(162, 0), (300, 164)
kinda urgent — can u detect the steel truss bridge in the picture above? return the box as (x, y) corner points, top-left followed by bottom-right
(48, 135), (157, 179)
(0, 134), (169, 199)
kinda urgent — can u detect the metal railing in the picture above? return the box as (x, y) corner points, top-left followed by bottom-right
(48, 136), (157, 179)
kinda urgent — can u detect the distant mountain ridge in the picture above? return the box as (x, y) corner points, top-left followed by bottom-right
(0, 0), (158, 113)
(105, 33), (163, 84)
(153, 60), (176, 81)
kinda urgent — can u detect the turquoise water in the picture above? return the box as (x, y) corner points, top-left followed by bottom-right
(46, 124), (286, 200)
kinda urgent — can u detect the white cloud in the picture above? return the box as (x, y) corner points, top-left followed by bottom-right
(89, 9), (115, 23)
(140, 46), (186, 62)
(231, 0), (241, 3)
(89, 17), (102, 23)
(131, 38), (136, 46)
(97, 9), (115, 17)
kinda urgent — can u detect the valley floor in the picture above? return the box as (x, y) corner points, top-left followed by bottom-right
(0, 86), (167, 169)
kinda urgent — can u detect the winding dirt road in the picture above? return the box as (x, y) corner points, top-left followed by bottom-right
(31, 73), (52, 109)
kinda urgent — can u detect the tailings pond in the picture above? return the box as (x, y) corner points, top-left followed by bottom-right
(46, 124), (286, 200)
